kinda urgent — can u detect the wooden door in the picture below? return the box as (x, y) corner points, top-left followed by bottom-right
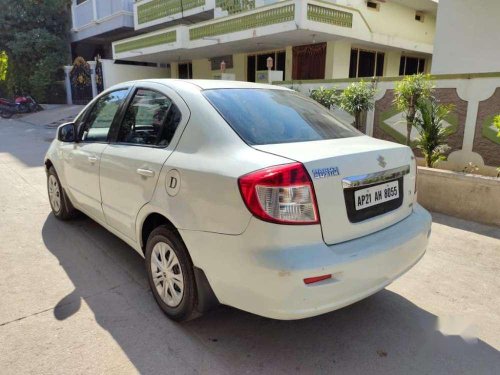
(292, 43), (326, 80)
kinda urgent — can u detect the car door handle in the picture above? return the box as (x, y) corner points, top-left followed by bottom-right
(88, 156), (98, 164)
(137, 168), (155, 177)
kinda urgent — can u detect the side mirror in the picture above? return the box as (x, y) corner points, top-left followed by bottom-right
(57, 122), (76, 142)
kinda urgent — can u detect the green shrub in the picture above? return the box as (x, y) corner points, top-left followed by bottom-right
(339, 80), (376, 130)
(310, 87), (338, 109)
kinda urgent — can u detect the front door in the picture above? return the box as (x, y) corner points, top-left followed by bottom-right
(99, 84), (187, 240)
(61, 89), (129, 222)
(292, 43), (326, 80)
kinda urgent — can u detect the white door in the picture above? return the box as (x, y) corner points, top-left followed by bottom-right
(61, 89), (129, 222)
(99, 85), (187, 240)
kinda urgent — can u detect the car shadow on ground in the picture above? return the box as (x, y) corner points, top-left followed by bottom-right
(41, 214), (500, 374)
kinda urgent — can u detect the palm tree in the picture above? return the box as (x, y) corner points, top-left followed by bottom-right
(414, 98), (453, 168)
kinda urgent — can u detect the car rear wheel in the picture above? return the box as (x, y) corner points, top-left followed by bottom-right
(47, 166), (77, 220)
(145, 226), (197, 321)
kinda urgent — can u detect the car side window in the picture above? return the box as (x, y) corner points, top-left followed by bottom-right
(117, 89), (181, 146)
(80, 89), (129, 142)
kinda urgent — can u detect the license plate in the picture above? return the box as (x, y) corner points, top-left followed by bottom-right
(354, 180), (399, 211)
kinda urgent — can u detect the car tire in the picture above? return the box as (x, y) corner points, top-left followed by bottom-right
(145, 226), (197, 322)
(47, 166), (77, 220)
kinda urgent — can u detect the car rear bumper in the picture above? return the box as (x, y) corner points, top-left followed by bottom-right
(180, 204), (432, 320)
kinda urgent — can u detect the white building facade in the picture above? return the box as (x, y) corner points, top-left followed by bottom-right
(106, 0), (437, 82)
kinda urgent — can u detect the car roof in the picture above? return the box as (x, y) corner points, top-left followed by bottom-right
(129, 79), (291, 91)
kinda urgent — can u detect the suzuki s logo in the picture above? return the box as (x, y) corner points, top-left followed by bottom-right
(377, 155), (387, 168)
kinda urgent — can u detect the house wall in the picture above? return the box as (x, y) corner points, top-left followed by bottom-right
(432, 0), (500, 74)
(335, 0), (436, 45)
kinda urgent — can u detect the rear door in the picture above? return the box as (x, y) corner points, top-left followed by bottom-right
(99, 83), (188, 241)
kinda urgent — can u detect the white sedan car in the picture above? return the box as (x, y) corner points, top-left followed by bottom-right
(45, 80), (431, 321)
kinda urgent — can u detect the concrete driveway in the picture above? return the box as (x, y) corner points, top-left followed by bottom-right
(1, 109), (499, 374)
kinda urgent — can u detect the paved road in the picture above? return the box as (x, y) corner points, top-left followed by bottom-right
(1, 109), (499, 374)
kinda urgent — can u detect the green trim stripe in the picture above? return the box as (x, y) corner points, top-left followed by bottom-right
(115, 30), (177, 53)
(137, 0), (205, 25)
(189, 4), (295, 40)
(482, 115), (500, 145)
(307, 4), (352, 28)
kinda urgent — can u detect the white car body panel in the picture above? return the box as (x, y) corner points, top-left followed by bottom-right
(45, 79), (431, 320)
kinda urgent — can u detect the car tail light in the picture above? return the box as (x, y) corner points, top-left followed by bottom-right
(238, 162), (320, 225)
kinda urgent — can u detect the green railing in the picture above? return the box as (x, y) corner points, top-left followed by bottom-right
(137, 0), (205, 24)
(216, 0), (255, 15)
(190, 3), (295, 40)
(307, 4), (353, 28)
(114, 30), (177, 53)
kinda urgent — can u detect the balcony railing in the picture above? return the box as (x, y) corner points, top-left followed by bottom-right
(137, 0), (205, 25)
(114, 30), (177, 53)
(73, 0), (94, 29)
(114, 0), (357, 58)
(190, 3), (294, 40)
(72, 0), (134, 29)
(216, 0), (255, 15)
(306, 3), (353, 28)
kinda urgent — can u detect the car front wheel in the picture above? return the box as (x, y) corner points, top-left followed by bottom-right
(47, 166), (77, 220)
(145, 226), (197, 321)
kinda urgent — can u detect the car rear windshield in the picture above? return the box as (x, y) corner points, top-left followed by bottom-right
(203, 88), (361, 145)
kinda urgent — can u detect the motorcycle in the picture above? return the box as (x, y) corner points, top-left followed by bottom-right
(0, 95), (43, 119)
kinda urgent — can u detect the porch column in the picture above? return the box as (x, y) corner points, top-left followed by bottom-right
(325, 41), (351, 79)
(64, 66), (73, 105)
(233, 53), (246, 81)
(170, 62), (179, 79)
(285, 46), (293, 81)
(88, 61), (98, 98)
(385, 50), (401, 77)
